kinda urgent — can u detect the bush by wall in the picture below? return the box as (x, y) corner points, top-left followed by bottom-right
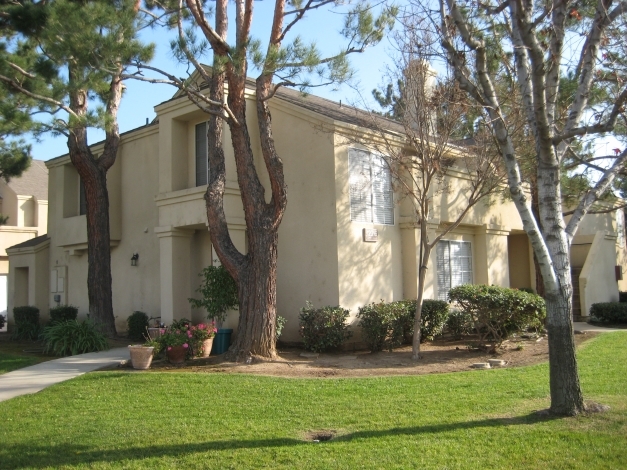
(299, 302), (352, 352)
(358, 300), (449, 352)
(590, 302), (627, 323)
(446, 309), (473, 339)
(49, 305), (78, 325)
(11, 306), (40, 340)
(358, 301), (406, 352)
(127, 311), (149, 341)
(41, 320), (109, 356)
(0, 313), (5, 330)
(619, 292), (627, 303)
(448, 284), (546, 346)
(394, 299), (450, 343)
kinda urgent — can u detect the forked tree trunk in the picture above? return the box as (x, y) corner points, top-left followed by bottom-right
(67, 143), (117, 338)
(229, 230), (278, 360)
(82, 164), (116, 337)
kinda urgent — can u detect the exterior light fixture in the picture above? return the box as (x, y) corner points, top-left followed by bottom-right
(131, 253), (139, 266)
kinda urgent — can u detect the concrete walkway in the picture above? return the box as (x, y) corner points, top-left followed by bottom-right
(573, 322), (624, 333)
(0, 347), (129, 403)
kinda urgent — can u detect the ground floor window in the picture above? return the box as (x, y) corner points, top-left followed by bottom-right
(436, 240), (472, 301)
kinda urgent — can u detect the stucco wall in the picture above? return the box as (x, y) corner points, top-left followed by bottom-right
(580, 231), (620, 316)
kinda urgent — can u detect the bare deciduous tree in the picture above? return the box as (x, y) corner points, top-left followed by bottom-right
(405, 0), (627, 415)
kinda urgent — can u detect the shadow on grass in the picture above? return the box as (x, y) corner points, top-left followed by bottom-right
(1, 412), (561, 469)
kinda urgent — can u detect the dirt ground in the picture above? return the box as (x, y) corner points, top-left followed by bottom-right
(141, 332), (598, 378)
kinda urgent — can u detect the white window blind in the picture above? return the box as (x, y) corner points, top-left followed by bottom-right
(437, 240), (472, 300)
(348, 148), (394, 225)
(195, 122), (208, 186)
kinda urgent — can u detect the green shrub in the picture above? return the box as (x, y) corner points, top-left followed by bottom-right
(358, 300), (449, 352)
(590, 302), (627, 323)
(446, 309), (473, 339)
(299, 302), (352, 352)
(448, 284), (546, 347)
(189, 265), (238, 322)
(358, 301), (405, 352)
(49, 305), (78, 325)
(394, 299), (450, 343)
(619, 292), (627, 303)
(276, 315), (287, 340)
(0, 313), (5, 330)
(41, 320), (109, 356)
(127, 311), (149, 341)
(11, 306), (40, 340)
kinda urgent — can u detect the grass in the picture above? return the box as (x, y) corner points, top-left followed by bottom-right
(1, 333), (626, 469)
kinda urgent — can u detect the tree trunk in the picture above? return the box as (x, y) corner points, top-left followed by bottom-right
(538, 162), (585, 415)
(545, 291), (585, 415)
(412, 222), (431, 360)
(83, 163), (116, 337)
(228, 230), (278, 360)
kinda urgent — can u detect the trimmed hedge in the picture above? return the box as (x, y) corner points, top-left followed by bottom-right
(358, 299), (449, 352)
(49, 305), (78, 325)
(619, 292), (627, 303)
(395, 299), (450, 343)
(448, 284), (546, 346)
(299, 302), (352, 352)
(446, 309), (473, 339)
(11, 306), (40, 340)
(358, 301), (406, 352)
(590, 302), (627, 323)
(127, 311), (149, 341)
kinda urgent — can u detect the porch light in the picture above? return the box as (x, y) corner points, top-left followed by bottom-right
(131, 253), (139, 267)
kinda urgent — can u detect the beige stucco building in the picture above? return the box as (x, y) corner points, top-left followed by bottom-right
(6, 84), (627, 340)
(0, 160), (48, 330)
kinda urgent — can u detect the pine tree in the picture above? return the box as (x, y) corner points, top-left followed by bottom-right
(0, 0), (153, 336)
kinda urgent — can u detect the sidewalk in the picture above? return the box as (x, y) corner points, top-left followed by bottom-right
(0, 347), (129, 402)
(572, 322), (624, 333)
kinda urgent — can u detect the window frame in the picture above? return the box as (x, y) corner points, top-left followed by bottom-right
(195, 122), (209, 187)
(436, 239), (473, 301)
(348, 147), (394, 225)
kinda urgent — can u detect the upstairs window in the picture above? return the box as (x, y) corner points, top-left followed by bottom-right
(437, 240), (472, 301)
(348, 148), (394, 225)
(79, 177), (87, 216)
(195, 122), (208, 186)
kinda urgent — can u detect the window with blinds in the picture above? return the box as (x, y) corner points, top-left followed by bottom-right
(195, 122), (208, 186)
(348, 148), (394, 225)
(437, 240), (472, 300)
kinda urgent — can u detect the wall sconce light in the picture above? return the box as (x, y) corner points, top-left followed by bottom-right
(131, 253), (139, 267)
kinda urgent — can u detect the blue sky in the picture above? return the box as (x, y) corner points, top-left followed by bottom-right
(28, 3), (397, 161)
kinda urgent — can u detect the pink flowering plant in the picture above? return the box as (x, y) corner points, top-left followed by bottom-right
(189, 322), (217, 357)
(159, 319), (217, 357)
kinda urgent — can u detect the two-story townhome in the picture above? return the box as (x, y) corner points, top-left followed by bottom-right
(6, 81), (626, 341)
(0, 160), (48, 330)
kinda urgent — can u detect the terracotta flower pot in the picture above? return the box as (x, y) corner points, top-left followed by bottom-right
(128, 345), (154, 370)
(199, 338), (214, 358)
(166, 345), (187, 364)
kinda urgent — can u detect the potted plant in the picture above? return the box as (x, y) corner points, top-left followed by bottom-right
(189, 322), (218, 358)
(159, 327), (191, 365)
(128, 338), (160, 370)
(189, 264), (239, 355)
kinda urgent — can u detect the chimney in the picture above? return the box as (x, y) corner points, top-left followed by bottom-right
(403, 60), (438, 133)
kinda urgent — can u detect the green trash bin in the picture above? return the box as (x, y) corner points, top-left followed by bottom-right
(212, 328), (233, 355)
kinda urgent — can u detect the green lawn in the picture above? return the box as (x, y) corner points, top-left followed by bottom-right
(0, 352), (39, 374)
(1, 333), (626, 469)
